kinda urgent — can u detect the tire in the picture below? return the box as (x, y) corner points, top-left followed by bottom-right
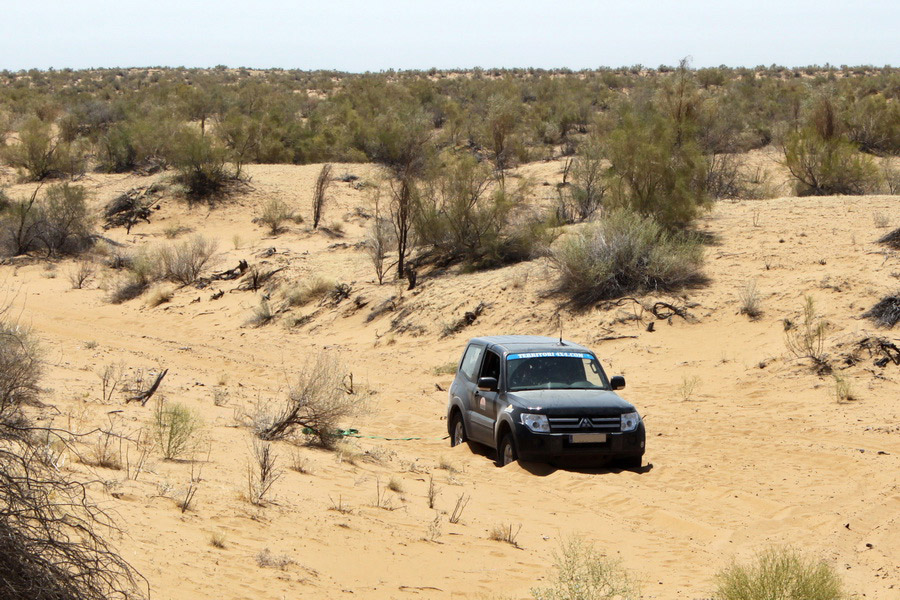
(497, 432), (517, 467)
(616, 455), (643, 469)
(450, 412), (467, 447)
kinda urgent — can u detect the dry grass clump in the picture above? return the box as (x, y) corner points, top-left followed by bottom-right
(255, 198), (296, 235)
(553, 210), (704, 307)
(714, 547), (845, 600)
(145, 285), (174, 308)
(489, 523), (522, 547)
(739, 280), (762, 320)
(247, 439), (281, 506)
(283, 276), (335, 307)
(531, 536), (640, 600)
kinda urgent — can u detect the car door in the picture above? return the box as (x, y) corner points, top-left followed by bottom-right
(451, 343), (487, 443)
(469, 348), (502, 446)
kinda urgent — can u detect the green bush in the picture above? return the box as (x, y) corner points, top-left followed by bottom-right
(715, 548), (845, 600)
(605, 108), (710, 229)
(40, 183), (94, 255)
(559, 138), (606, 222)
(2, 117), (70, 181)
(783, 127), (880, 196)
(552, 209), (704, 307)
(169, 127), (235, 202)
(151, 398), (202, 460)
(531, 536), (640, 600)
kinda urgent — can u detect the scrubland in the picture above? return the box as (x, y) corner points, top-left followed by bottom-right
(0, 64), (898, 600)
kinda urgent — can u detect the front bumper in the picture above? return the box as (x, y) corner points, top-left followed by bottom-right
(512, 420), (645, 462)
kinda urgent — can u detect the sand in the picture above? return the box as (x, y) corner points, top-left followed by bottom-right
(1, 159), (898, 599)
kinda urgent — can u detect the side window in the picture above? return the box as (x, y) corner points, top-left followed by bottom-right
(479, 350), (501, 381)
(459, 344), (484, 381)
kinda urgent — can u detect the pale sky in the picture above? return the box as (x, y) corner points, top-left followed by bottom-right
(2, 0), (897, 72)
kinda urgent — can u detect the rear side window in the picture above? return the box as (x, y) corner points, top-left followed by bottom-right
(459, 344), (484, 380)
(479, 350), (501, 381)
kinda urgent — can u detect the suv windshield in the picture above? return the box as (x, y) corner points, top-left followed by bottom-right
(506, 352), (610, 391)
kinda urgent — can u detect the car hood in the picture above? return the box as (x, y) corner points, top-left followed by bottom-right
(506, 389), (636, 415)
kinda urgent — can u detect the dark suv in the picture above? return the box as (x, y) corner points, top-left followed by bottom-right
(446, 335), (645, 467)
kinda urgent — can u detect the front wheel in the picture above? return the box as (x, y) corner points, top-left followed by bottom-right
(450, 413), (467, 447)
(497, 433), (517, 467)
(615, 455), (643, 470)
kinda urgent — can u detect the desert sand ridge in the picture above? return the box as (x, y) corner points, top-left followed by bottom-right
(1, 159), (898, 599)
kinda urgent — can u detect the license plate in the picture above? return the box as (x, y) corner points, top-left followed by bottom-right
(570, 433), (607, 444)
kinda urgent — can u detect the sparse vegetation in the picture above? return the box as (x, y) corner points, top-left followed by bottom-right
(256, 198), (295, 235)
(739, 280), (762, 319)
(532, 536), (640, 600)
(489, 523), (522, 547)
(714, 547), (845, 600)
(552, 209), (704, 307)
(247, 439), (281, 506)
(254, 352), (363, 448)
(150, 398), (203, 460)
(784, 296), (829, 371)
(863, 292), (900, 328)
(312, 163), (333, 229)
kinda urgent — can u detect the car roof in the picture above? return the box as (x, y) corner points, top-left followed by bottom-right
(468, 335), (593, 354)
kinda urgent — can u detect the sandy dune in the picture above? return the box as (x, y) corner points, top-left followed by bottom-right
(1, 160), (898, 599)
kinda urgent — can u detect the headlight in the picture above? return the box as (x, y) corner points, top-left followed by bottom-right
(521, 413), (550, 433)
(620, 411), (641, 432)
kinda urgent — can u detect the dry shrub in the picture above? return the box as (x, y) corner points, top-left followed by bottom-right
(876, 227), (900, 250)
(312, 163), (333, 229)
(247, 439), (281, 506)
(0, 301), (144, 600)
(715, 547), (845, 600)
(157, 235), (218, 285)
(255, 352), (363, 448)
(531, 536), (640, 600)
(552, 210), (704, 307)
(863, 293), (900, 328)
(784, 296), (829, 370)
(256, 198), (295, 235)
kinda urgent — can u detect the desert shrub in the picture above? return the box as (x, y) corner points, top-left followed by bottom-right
(256, 198), (295, 235)
(2, 117), (66, 181)
(150, 398), (202, 460)
(0, 303), (143, 600)
(738, 280), (762, 320)
(312, 163), (333, 229)
(0, 306), (41, 426)
(255, 352), (361, 448)
(97, 123), (138, 173)
(416, 154), (550, 269)
(844, 94), (900, 155)
(714, 547), (845, 600)
(531, 536), (640, 600)
(247, 439), (281, 506)
(156, 235), (218, 285)
(39, 183), (94, 255)
(366, 204), (392, 285)
(0, 189), (44, 256)
(604, 108), (710, 229)
(552, 210), (704, 307)
(877, 227), (900, 250)
(559, 138), (606, 222)
(783, 128), (880, 196)
(784, 296), (829, 370)
(863, 292), (900, 328)
(169, 127), (235, 202)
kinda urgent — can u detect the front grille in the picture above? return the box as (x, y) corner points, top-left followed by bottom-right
(548, 416), (620, 433)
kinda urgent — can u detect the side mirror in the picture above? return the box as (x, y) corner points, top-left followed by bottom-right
(610, 375), (626, 390)
(477, 377), (498, 391)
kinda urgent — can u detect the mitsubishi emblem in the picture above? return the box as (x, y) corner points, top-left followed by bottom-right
(579, 418), (592, 429)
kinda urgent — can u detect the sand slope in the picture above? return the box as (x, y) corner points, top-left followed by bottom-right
(1, 160), (898, 599)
